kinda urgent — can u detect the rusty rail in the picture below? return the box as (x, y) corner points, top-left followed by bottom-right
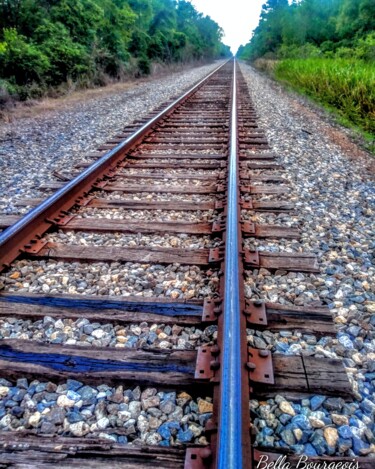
(0, 60), (367, 469)
(0, 61), (228, 271)
(217, 60), (251, 469)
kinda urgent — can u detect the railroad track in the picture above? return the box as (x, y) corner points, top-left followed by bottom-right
(0, 61), (372, 468)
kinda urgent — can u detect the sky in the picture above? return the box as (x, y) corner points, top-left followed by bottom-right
(191, 0), (265, 54)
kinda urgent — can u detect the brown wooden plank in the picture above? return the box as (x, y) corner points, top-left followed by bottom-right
(242, 174), (286, 183)
(106, 138), (126, 144)
(129, 153), (225, 160)
(152, 130), (227, 136)
(104, 183), (218, 194)
(30, 242), (210, 265)
(245, 251), (319, 273)
(243, 224), (300, 239)
(75, 162), (225, 170)
(139, 144), (225, 151)
(260, 355), (307, 393)
(240, 139), (269, 145)
(115, 172), (220, 181)
(247, 301), (335, 334)
(14, 198), (217, 211)
(0, 215), (21, 230)
(252, 201), (294, 212)
(74, 161), (93, 168)
(0, 340), (198, 387)
(252, 355), (352, 398)
(0, 292), (204, 326)
(256, 225), (299, 238)
(242, 162), (282, 170)
(160, 124), (228, 129)
(89, 198), (216, 211)
(39, 182), (65, 190)
(260, 252), (319, 272)
(240, 153), (276, 160)
(146, 138), (228, 144)
(61, 218), (213, 234)
(0, 435), (186, 468)
(86, 152), (106, 158)
(127, 162), (224, 170)
(238, 133), (265, 138)
(173, 111), (226, 114)
(240, 145), (270, 151)
(166, 116), (226, 120)
(303, 355), (353, 396)
(242, 185), (289, 195)
(265, 302), (335, 335)
(14, 198), (44, 207)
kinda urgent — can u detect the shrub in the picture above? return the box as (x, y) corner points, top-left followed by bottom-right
(355, 32), (375, 61)
(35, 21), (90, 85)
(138, 55), (151, 75)
(0, 29), (50, 85)
(278, 43), (321, 59)
(275, 58), (375, 133)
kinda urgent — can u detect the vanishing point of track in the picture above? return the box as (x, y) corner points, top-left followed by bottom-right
(0, 60), (372, 468)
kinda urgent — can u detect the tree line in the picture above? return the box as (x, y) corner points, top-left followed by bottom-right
(237, 0), (375, 61)
(0, 0), (231, 100)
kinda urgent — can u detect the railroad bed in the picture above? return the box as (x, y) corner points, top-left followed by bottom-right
(0, 61), (373, 468)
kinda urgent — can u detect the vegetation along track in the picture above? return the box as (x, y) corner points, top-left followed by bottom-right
(0, 60), (372, 468)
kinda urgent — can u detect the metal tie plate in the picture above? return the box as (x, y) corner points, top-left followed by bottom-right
(247, 347), (274, 384)
(244, 300), (267, 326)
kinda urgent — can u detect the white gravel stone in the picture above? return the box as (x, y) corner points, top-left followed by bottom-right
(0, 61), (223, 215)
(240, 62), (375, 457)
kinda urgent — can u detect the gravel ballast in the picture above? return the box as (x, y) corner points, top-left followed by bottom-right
(0, 61), (374, 456)
(239, 63), (375, 457)
(0, 377), (212, 446)
(1, 260), (220, 298)
(0, 317), (217, 350)
(0, 61), (223, 215)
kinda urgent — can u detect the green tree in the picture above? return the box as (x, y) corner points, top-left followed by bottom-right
(0, 0), (229, 97)
(34, 20), (89, 84)
(0, 28), (50, 84)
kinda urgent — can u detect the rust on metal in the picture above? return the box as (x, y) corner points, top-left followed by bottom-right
(242, 221), (256, 235)
(244, 250), (260, 266)
(241, 200), (253, 209)
(0, 61), (228, 271)
(184, 447), (212, 469)
(244, 301), (268, 326)
(195, 346), (219, 381)
(202, 299), (218, 322)
(247, 348), (274, 385)
(208, 248), (224, 263)
(22, 238), (48, 255)
(212, 221), (225, 233)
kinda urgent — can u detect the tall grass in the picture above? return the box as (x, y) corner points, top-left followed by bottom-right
(275, 58), (375, 135)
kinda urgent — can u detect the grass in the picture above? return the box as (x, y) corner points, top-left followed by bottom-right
(274, 58), (375, 140)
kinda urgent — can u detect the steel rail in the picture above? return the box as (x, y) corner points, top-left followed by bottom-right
(217, 60), (247, 469)
(0, 60), (229, 270)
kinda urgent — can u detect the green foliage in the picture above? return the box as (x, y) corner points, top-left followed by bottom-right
(138, 55), (151, 75)
(0, 28), (50, 85)
(355, 33), (375, 61)
(237, 0), (374, 61)
(237, 0), (375, 139)
(50, 0), (102, 46)
(34, 21), (90, 84)
(278, 43), (321, 59)
(0, 0), (230, 101)
(275, 58), (375, 134)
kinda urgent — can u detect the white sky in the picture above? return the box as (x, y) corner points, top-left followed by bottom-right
(191, 0), (264, 54)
